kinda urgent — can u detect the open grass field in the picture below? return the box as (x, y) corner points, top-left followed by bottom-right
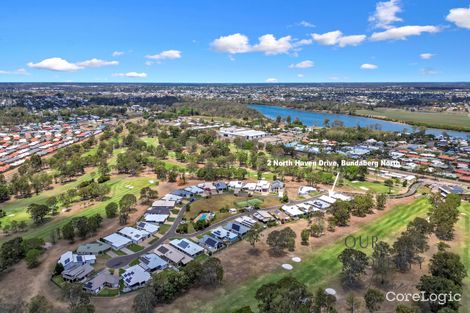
(193, 197), (432, 313)
(343, 179), (399, 194)
(356, 108), (470, 132)
(0, 175), (153, 244)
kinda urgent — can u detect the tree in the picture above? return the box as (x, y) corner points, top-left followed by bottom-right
(364, 288), (385, 313)
(417, 275), (461, 312)
(330, 200), (350, 226)
(245, 223), (263, 249)
(338, 248), (369, 286)
(301, 229), (310, 245)
(198, 257), (224, 287)
(75, 217), (89, 239)
(346, 294), (361, 313)
(371, 241), (392, 285)
(375, 193), (386, 210)
(62, 283), (95, 313)
(350, 194), (374, 217)
(54, 262), (65, 276)
(62, 222), (75, 243)
(0, 182), (10, 202)
(28, 295), (52, 313)
(0, 237), (24, 270)
(428, 251), (467, 286)
(429, 196), (460, 240)
(105, 202), (118, 218)
(120, 193), (137, 212)
(255, 276), (312, 313)
(266, 227), (296, 256)
(133, 285), (156, 313)
(27, 203), (49, 225)
(25, 248), (42, 268)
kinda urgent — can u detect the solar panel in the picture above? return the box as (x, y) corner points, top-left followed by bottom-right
(178, 241), (189, 248)
(158, 246), (169, 253)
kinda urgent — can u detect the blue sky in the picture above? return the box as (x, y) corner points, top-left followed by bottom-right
(1, 0), (469, 83)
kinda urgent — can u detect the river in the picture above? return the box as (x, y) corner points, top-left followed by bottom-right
(249, 104), (470, 139)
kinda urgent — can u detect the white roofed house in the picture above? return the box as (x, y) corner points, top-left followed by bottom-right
(298, 186), (317, 196)
(62, 263), (94, 282)
(136, 221), (159, 235)
(270, 180), (284, 192)
(103, 233), (132, 250)
(161, 193), (183, 204)
(170, 239), (205, 257)
(121, 265), (151, 292)
(144, 213), (169, 224)
(139, 253), (168, 272)
(154, 244), (193, 265)
(256, 180), (271, 192)
(228, 181), (244, 190)
(281, 205), (304, 218)
(118, 227), (150, 244)
(243, 182), (257, 191)
(319, 195), (336, 204)
(253, 210), (274, 223)
(151, 199), (176, 210)
(58, 251), (96, 270)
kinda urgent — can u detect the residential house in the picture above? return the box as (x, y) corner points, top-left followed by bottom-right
(143, 213), (169, 224)
(62, 264), (94, 282)
(76, 242), (110, 255)
(223, 222), (250, 236)
(253, 210), (274, 223)
(103, 233), (132, 250)
(121, 265), (151, 291)
(199, 235), (224, 252)
(118, 227), (151, 244)
(139, 253), (168, 272)
(136, 221), (159, 235)
(270, 180), (284, 192)
(83, 270), (120, 294)
(58, 251), (96, 270)
(210, 226), (239, 242)
(154, 244), (193, 265)
(170, 239), (205, 257)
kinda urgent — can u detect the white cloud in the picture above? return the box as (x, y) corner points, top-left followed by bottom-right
(420, 53), (434, 59)
(211, 33), (251, 54)
(297, 73), (305, 78)
(112, 51), (124, 57)
(369, 0), (402, 29)
(112, 72), (147, 78)
(298, 20), (315, 28)
(370, 25), (440, 41)
(252, 34), (293, 55)
(76, 58), (118, 68)
(27, 57), (82, 71)
(289, 60), (314, 69)
(312, 30), (366, 47)
(146, 50), (182, 60)
(294, 38), (313, 47)
(361, 63), (378, 70)
(265, 78), (278, 83)
(0, 68), (29, 75)
(421, 68), (438, 76)
(211, 33), (293, 55)
(446, 6), (470, 29)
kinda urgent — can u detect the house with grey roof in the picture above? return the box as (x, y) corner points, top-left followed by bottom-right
(83, 270), (119, 294)
(62, 264), (94, 282)
(198, 235), (224, 252)
(139, 253), (168, 272)
(76, 241), (110, 255)
(154, 244), (193, 265)
(121, 265), (151, 292)
(170, 239), (205, 257)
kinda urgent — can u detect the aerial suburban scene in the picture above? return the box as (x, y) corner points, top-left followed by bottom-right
(1, 1), (470, 313)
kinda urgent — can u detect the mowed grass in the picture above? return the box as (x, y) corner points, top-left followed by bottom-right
(356, 108), (470, 131)
(195, 197), (432, 313)
(343, 179), (399, 194)
(456, 202), (470, 309)
(0, 170), (100, 225)
(0, 175), (153, 244)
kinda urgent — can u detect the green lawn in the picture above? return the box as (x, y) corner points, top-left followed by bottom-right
(343, 179), (399, 194)
(356, 108), (470, 132)
(97, 287), (119, 297)
(127, 243), (144, 252)
(129, 257), (141, 266)
(158, 224), (171, 235)
(193, 197), (432, 313)
(0, 175), (153, 244)
(235, 198), (264, 208)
